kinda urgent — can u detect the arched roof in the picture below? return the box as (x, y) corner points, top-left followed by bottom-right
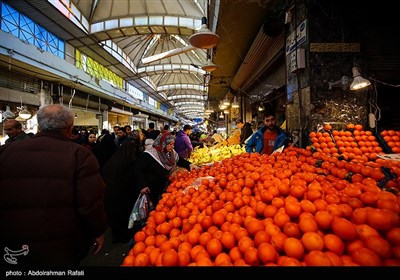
(70, 0), (215, 119)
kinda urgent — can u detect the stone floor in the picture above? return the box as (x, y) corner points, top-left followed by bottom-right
(80, 227), (131, 267)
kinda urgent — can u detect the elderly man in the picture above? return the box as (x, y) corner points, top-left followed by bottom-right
(3, 119), (31, 144)
(0, 104), (107, 267)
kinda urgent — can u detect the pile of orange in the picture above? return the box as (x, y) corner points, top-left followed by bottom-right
(309, 125), (384, 161)
(122, 147), (400, 266)
(381, 130), (400, 154)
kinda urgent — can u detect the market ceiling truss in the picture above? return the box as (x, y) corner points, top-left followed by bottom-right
(67, 0), (214, 119)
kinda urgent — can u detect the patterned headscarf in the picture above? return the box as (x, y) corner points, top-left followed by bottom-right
(144, 132), (178, 172)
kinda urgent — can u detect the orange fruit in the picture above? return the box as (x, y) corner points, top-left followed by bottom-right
(229, 246), (243, 262)
(190, 244), (206, 261)
(214, 252), (232, 266)
(386, 227), (400, 246)
(161, 248), (179, 266)
(364, 235), (392, 259)
(323, 233), (344, 255)
(283, 237), (304, 259)
(195, 254), (213, 266)
(133, 231), (146, 243)
(245, 218), (265, 237)
(285, 201), (302, 218)
(157, 222), (171, 235)
(206, 238), (223, 257)
(346, 240), (364, 255)
(154, 211), (167, 225)
(198, 231), (212, 247)
(177, 251), (191, 266)
(132, 242), (146, 256)
(186, 229), (201, 246)
(303, 251), (332, 266)
(169, 236), (182, 250)
(366, 208), (392, 231)
(220, 231), (236, 250)
(351, 208), (368, 225)
(273, 212), (291, 229)
(237, 236), (254, 254)
(149, 247), (161, 265)
(314, 210), (333, 230)
(244, 246), (260, 266)
(331, 217), (357, 241)
(270, 232), (287, 253)
(200, 215), (213, 231)
(351, 247), (382, 266)
(324, 251), (344, 266)
(121, 255), (135, 266)
(283, 222), (301, 238)
(301, 232), (324, 252)
(134, 252), (150, 266)
(257, 242), (278, 264)
(299, 217), (318, 233)
(254, 230), (271, 246)
(234, 227), (249, 241)
(212, 211), (226, 227)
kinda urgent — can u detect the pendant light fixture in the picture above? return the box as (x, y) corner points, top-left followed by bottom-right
(17, 96), (31, 119)
(222, 96), (230, 106)
(350, 66), (371, 90)
(18, 107), (31, 119)
(189, 17), (220, 49)
(205, 101), (214, 113)
(3, 105), (15, 119)
(231, 96), (240, 108)
(202, 54), (218, 72)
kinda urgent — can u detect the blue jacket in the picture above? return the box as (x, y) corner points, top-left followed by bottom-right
(245, 125), (288, 154)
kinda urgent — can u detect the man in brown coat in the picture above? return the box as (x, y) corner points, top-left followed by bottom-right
(3, 119), (32, 144)
(0, 104), (107, 267)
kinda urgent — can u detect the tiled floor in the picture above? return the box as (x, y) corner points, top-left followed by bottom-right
(80, 227), (131, 267)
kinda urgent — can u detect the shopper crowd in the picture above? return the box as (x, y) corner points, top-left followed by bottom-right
(1, 103), (290, 267)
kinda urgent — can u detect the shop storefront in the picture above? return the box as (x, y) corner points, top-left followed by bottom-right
(71, 108), (101, 135)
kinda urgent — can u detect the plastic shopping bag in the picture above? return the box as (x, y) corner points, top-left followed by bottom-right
(128, 193), (153, 229)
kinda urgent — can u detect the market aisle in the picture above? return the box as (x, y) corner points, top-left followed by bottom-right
(80, 227), (131, 267)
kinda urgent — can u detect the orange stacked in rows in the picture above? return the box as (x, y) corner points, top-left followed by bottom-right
(381, 130), (400, 154)
(309, 124), (385, 162)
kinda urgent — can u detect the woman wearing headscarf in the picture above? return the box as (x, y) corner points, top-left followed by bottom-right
(133, 132), (196, 208)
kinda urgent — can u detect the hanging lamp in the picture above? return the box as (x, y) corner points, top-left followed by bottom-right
(205, 101), (214, 113)
(350, 66), (371, 90)
(202, 56), (218, 72)
(3, 105), (15, 119)
(231, 96), (239, 108)
(18, 107), (31, 119)
(189, 17), (220, 49)
(222, 96), (230, 106)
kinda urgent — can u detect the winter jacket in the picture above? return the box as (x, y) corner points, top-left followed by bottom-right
(102, 140), (142, 240)
(240, 122), (253, 144)
(4, 131), (32, 144)
(0, 131), (107, 267)
(174, 130), (193, 159)
(245, 125), (288, 154)
(133, 153), (191, 207)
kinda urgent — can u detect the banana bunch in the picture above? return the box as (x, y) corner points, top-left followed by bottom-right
(189, 143), (246, 165)
(230, 144), (246, 156)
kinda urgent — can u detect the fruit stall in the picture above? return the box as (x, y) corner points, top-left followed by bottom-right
(121, 125), (400, 266)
